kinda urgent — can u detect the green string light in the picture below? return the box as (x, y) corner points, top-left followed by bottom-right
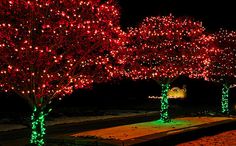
(30, 106), (51, 146)
(30, 107), (38, 145)
(160, 83), (170, 122)
(221, 84), (229, 114)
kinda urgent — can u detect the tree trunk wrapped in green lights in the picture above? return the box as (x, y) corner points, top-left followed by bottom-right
(160, 83), (170, 122)
(221, 84), (230, 114)
(30, 106), (48, 146)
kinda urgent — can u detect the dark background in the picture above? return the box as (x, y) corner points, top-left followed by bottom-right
(118, 0), (236, 31)
(1, 0), (236, 119)
(1, 77), (236, 119)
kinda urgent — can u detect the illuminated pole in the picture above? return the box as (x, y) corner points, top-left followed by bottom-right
(160, 82), (170, 122)
(221, 84), (229, 114)
(30, 106), (52, 146)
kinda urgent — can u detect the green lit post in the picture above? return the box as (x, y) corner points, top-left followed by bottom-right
(30, 106), (51, 146)
(221, 84), (230, 114)
(160, 82), (170, 122)
(30, 106), (46, 146)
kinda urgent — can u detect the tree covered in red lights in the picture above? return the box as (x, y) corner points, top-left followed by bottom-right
(0, 0), (124, 145)
(118, 15), (212, 122)
(208, 29), (236, 114)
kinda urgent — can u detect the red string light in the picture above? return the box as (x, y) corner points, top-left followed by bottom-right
(207, 29), (236, 84)
(111, 15), (214, 82)
(0, 0), (125, 107)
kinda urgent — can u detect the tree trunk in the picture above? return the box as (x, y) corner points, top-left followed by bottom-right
(30, 106), (47, 146)
(160, 82), (170, 122)
(221, 84), (230, 114)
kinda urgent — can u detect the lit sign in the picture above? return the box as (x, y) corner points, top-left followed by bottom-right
(148, 86), (187, 99)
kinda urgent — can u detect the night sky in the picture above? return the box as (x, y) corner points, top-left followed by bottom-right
(118, 0), (236, 31)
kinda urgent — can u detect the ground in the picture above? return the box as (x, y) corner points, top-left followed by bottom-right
(1, 111), (236, 146)
(0, 110), (156, 132)
(72, 117), (234, 141)
(177, 129), (236, 146)
(69, 117), (236, 146)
